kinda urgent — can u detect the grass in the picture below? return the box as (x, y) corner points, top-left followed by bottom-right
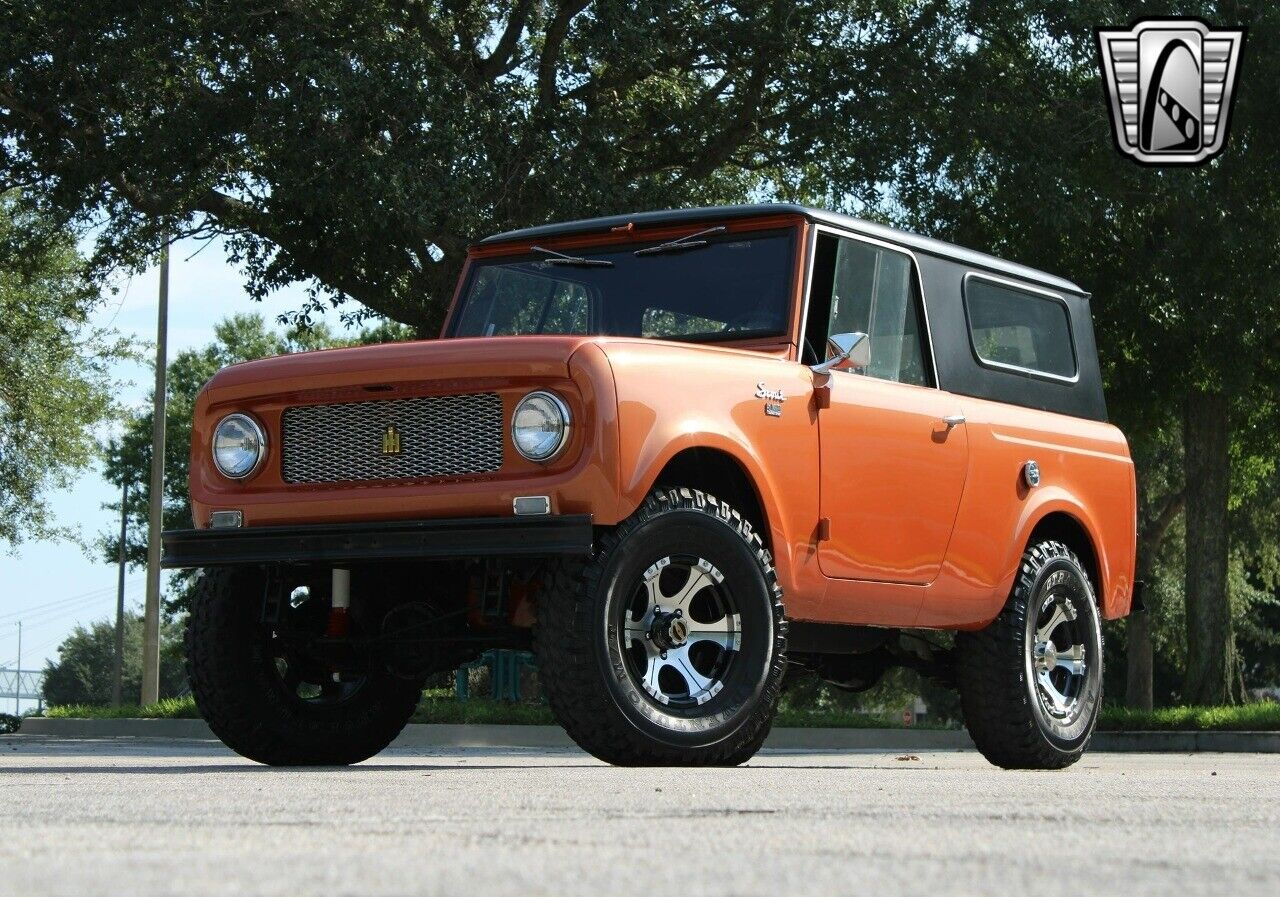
(43, 696), (201, 720)
(37, 693), (1280, 732)
(1098, 703), (1280, 732)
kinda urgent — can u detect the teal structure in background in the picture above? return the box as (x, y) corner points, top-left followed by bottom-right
(455, 650), (537, 702)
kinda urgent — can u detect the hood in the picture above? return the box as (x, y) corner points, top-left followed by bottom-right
(201, 335), (599, 404)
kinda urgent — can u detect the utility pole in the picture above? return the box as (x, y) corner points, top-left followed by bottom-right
(112, 481), (129, 708)
(14, 621), (21, 715)
(141, 242), (169, 705)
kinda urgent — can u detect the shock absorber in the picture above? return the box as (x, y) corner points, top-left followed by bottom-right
(327, 567), (351, 638)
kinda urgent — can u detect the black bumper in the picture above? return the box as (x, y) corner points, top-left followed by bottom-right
(161, 515), (594, 569)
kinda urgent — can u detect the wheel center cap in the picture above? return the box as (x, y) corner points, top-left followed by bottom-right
(649, 611), (688, 650)
(1035, 641), (1058, 672)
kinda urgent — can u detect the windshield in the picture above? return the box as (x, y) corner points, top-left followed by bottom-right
(450, 228), (796, 343)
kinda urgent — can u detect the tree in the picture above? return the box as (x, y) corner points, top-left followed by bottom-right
(99, 313), (411, 615)
(0, 190), (135, 547)
(0, 1), (955, 333)
(41, 612), (186, 706)
(891, 1), (1280, 705)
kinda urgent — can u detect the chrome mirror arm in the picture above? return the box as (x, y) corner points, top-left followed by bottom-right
(809, 331), (869, 375)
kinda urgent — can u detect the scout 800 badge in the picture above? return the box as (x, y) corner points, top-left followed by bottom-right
(1096, 18), (1245, 166)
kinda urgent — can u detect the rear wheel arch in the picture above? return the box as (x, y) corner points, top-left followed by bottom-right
(1026, 511), (1103, 607)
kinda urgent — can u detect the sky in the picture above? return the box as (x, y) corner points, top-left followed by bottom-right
(0, 235), (370, 711)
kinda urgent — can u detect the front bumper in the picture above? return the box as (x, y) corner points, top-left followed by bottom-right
(161, 515), (594, 569)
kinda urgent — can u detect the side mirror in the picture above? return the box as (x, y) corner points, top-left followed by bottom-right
(810, 331), (870, 374)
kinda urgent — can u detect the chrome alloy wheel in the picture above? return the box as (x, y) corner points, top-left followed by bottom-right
(619, 555), (742, 708)
(1030, 589), (1089, 722)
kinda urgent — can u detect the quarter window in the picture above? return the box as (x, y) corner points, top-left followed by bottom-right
(805, 234), (930, 386)
(964, 278), (1076, 379)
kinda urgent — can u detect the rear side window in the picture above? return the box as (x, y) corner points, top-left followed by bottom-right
(964, 277), (1076, 380)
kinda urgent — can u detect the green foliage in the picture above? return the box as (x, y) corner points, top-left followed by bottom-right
(45, 696), (199, 720)
(0, 1), (956, 332)
(40, 612), (186, 706)
(1099, 703), (1280, 733)
(411, 693), (557, 726)
(0, 712), (20, 733)
(0, 190), (136, 547)
(98, 313), (408, 614)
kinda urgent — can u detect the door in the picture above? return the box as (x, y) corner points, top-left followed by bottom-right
(806, 233), (969, 584)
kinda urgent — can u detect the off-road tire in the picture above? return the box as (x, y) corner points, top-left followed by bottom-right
(535, 487), (787, 766)
(956, 540), (1103, 770)
(185, 567), (423, 766)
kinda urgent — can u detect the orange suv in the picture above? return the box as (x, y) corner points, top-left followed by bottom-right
(166, 205), (1138, 770)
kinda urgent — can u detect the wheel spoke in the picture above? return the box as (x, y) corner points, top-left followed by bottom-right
(1035, 602), (1070, 644)
(667, 645), (716, 699)
(1036, 669), (1071, 715)
(624, 611), (651, 640)
(1054, 643), (1087, 676)
(643, 574), (664, 614)
(668, 563), (718, 610)
(685, 614), (741, 651)
(640, 655), (669, 704)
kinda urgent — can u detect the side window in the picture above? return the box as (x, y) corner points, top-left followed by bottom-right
(964, 277), (1076, 379)
(806, 235), (930, 386)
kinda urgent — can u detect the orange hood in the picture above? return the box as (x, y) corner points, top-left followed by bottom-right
(201, 335), (600, 405)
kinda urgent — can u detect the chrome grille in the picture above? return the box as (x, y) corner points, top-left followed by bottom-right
(281, 393), (504, 484)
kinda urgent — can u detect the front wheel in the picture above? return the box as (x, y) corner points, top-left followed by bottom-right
(957, 540), (1103, 769)
(535, 488), (787, 766)
(185, 568), (423, 766)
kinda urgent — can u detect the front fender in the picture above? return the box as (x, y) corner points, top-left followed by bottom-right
(596, 340), (822, 605)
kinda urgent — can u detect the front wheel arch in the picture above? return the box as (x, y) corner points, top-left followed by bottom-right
(650, 447), (771, 545)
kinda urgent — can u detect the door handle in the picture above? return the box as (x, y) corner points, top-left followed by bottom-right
(942, 414), (966, 430)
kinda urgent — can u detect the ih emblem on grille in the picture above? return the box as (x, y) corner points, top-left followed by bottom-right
(1096, 18), (1245, 166)
(381, 424), (402, 455)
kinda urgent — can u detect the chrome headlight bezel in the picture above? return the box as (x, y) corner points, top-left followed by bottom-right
(211, 413), (268, 480)
(511, 390), (571, 463)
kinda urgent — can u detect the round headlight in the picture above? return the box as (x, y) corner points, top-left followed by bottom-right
(212, 413), (266, 479)
(511, 391), (570, 462)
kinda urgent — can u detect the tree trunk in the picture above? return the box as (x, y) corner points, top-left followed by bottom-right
(1181, 390), (1235, 705)
(1125, 612), (1155, 711)
(1126, 490), (1185, 710)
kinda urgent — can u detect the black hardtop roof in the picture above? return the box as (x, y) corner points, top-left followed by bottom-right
(477, 203), (1087, 297)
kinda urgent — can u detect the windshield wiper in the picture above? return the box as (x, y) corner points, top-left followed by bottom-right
(633, 225), (727, 257)
(531, 245), (614, 267)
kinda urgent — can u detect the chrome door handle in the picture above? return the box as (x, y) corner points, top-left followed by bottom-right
(942, 414), (966, 430)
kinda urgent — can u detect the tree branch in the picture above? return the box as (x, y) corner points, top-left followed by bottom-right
(1139, 488), (1186, 576)
(479, 0), (535, 79)
(537, 0), (591, 112)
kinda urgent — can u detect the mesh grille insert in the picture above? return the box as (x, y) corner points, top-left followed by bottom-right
(281, 393), (504, 484)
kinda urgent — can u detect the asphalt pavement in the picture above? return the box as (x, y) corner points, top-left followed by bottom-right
(2, 737), (1277, 896)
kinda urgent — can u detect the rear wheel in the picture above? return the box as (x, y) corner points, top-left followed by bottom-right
(957, 540), (1103, 769)
(185, 568), (423, 766)
(535, 488), (787, 766)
